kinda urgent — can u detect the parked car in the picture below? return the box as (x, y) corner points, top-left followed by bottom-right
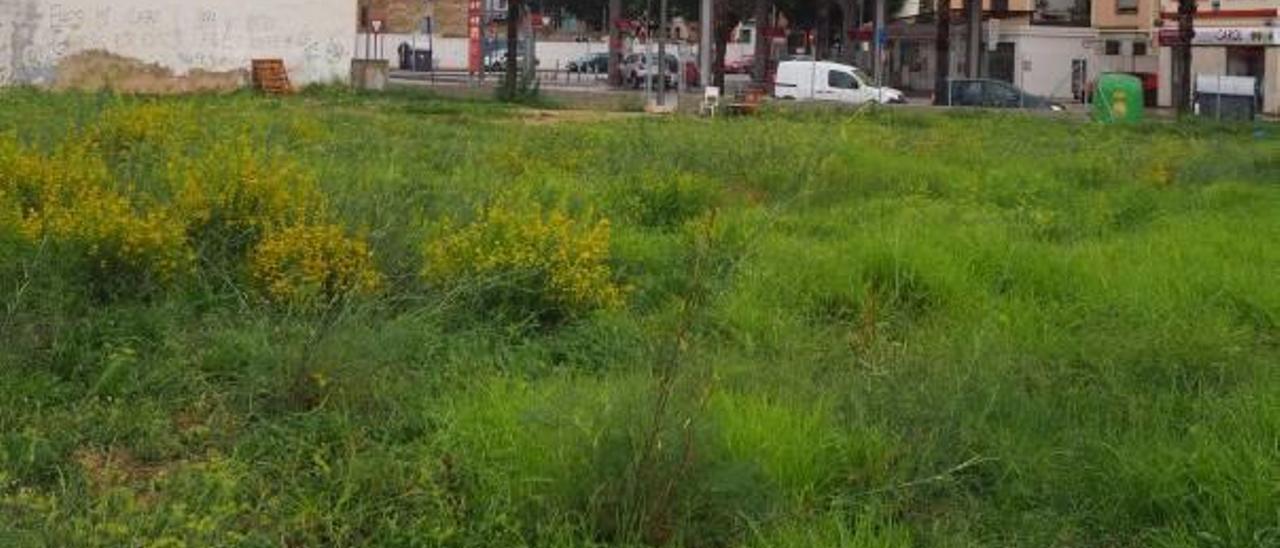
(567, 52), (609, 73)
(772, 60), (905, 105)
(940, 79), (1065, 111)
(485, 47), (539, 72)
(621, 52), (680, 89)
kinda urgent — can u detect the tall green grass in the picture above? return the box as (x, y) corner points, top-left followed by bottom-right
(1, 87), (1278, 546)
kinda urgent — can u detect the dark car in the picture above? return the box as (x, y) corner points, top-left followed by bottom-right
(567, 52), (609, 73)
(485, 46), (539, 72)
(941, 79), (1065, 111)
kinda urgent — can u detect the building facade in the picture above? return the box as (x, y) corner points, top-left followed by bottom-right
(1153, 0), (1278, 113)
(873, 0), (1095, 100)
(1, 0), (355, 89)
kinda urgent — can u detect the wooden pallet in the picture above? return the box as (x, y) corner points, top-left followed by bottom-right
(251, 59), (293, 94)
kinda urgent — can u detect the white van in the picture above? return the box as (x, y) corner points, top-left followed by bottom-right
(773, 61), (905, 105)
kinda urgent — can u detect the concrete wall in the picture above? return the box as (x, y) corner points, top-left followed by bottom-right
(1158, 45), (1226, 106)
(372, 35), (719, 71)
(1004, 27), (1095, 98)
(370, 34), (611, 70)
(1, 0), (356, 88)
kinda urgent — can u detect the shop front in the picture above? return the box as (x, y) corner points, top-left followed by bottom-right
(1158, 25), (1280, 114)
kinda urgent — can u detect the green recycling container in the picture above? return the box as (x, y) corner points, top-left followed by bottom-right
(1092, 73), (1144, 123)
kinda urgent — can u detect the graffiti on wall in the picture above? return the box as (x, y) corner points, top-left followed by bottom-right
(2, 0), (353, 86)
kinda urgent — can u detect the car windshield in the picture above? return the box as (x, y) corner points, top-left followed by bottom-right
(851, 67), (878, 87)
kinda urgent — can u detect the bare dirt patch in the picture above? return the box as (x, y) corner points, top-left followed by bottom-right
(518, 109), (641, 125)
(74, 447), (176, 490)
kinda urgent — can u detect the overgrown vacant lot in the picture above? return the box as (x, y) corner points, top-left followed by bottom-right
(1, 88), (1278, 547)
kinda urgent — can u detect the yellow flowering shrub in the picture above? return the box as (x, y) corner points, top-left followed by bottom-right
(0, 187), (21, 245)
(249, 224), (382, 307)
(0, 137), (192, 289)
(171, 140), (327, 256)
(25, 191), (193, 286)
(422, 202), (625, 322)
(87, 102), (194, 154)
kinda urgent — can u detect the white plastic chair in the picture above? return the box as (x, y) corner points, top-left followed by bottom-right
(701, 86), (720, 117)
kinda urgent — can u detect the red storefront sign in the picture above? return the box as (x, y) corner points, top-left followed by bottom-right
(468, 0), (483, 73)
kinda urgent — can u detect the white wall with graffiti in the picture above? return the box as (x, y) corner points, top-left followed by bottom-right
(0, 0), (356, 86)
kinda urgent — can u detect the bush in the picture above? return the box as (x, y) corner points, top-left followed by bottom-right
(614, 173), (722, 229)
(172, 139), (326, 260)
(422, 201), (626, 324)
(249, 224), (382, 307)
(87, 101), (196, 156)
(26, 191), (193, 289)
(0, 137), (193, 294)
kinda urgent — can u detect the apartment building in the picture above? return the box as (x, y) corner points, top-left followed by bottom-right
(1092, 0), (1159, 77)
(872, 0), (1094, 99)
(1090, 0), (1278, 114)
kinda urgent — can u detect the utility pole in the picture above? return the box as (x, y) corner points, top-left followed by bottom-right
(700, 0), (712, 88)
(1174, 0), (1196, 115)
(526, 4), (537, 78)
(658, 0), (668, 105)
(873, 0), (885, 83)
(966, 0), (981, 77)
(752, 0), (770, 84)
(933, 0), (950, 104)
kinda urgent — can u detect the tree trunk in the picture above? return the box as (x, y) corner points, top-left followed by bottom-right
(872, 0), (884, 82)
(751, 0), (771, 84)
(714, 4), (733, 89)
(933, 0), (950, 105)
(840, 0), (856, 62)
(609, 0), (623, 86)
(505, 0), (521, 97)
(816, 1), (830, 60)
(1174, 0), (1195, 115)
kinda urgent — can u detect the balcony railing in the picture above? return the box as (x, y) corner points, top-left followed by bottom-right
(1032, 0), (1092, 25)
